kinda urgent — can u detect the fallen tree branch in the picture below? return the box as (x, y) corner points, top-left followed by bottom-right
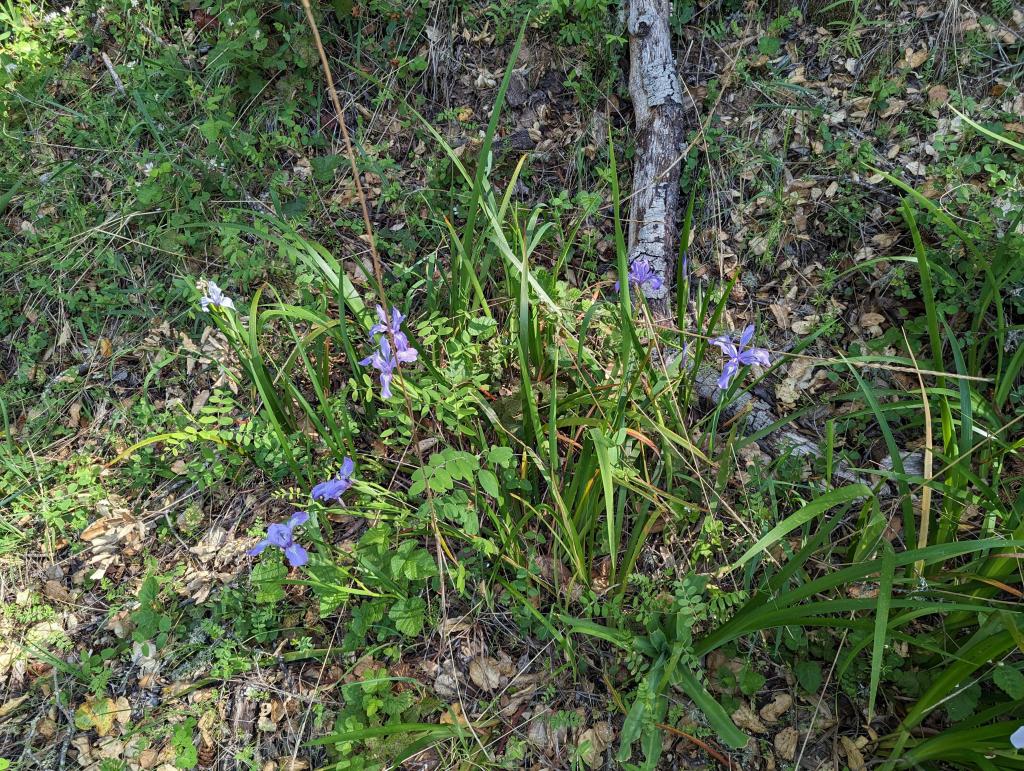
(100, 52), (125, 95)
(627, 0), (689, 319)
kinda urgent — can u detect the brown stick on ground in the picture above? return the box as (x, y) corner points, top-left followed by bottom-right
(627, 0), (690, 320)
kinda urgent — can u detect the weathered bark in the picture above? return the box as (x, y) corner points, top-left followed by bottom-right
(627, 0), (689, 319)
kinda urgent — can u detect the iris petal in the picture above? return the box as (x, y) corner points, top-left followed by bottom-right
(360, 307), (416, 400)
(340, 457), (355, 477)
(1012, 725), (1024, 750)
(744, 348), (771, 367)
(267, 523), (292, 548)
(712, 337), (736, 358)
(312, 478), (346, 502)
(248, 539), (270, 556)
(718, 361), (738, 390)
(284, 543), (308, 567)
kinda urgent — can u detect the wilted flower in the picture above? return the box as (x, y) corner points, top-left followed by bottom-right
(312, 457), (355, 503)
(712, 324), (771, 390)
(1012, 725), (1024, 750)
(616, 259), (663, 296)
(199, 280), (235, 312)
(360, 334), (417, 400)
(249, 512), (309, 567)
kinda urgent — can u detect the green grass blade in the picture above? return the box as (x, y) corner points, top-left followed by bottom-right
(868, 540), (895, 720)
(590, 427), (619, 579)
(727, 483), (871, 574)
(674, 669), (748, 750)
(460, 22), (527, 262)
(901, 200), (944, 378)
(842, 356), (916, 549)
(675, 183), (696, 345)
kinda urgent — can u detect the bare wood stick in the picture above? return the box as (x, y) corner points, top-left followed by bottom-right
(627, 0), (690, 318)
(100, 52), (125, 95)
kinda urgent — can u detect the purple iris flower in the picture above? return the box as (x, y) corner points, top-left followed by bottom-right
(615, 259), (663, 295)
(312, 457), (355, 503)
(711, 324), (771, 390)
(199, 280), (235, 312)
(360, 334), (417, 400)
(249, 512), (309, 567)
(1013, 725), (1024, 750)
(369, 304), (412, 348)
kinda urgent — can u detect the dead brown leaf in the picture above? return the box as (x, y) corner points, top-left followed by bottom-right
(439, 702), (471, 727)
(577, 722), (614, 767)
(469, 656), (501, 692)
(841, 736), (867, 770)
(791, 315), (820, 335)
(759, 692), (793, 724)
(768, 302), (790, 330)
(76, 695), (118, 737)
(0, 694), (28, 719)
(731, 703), (767, 734)
(78, 498), (147, 581)
(774, 726), (800, 761)
(880, 99), (907, 118)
